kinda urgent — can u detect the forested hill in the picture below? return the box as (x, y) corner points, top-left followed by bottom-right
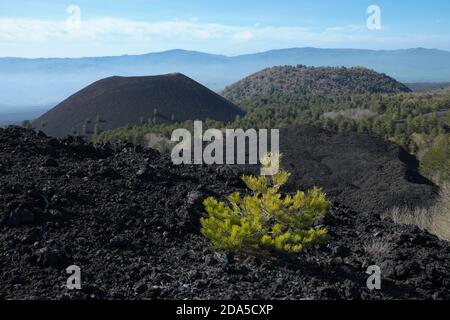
(221, 65), (411, 105)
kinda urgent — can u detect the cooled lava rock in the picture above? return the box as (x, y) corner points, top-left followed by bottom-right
(0, 126), (448, 300)
(278, 126), (438, 214)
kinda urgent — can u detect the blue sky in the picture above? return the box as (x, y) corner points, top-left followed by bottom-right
(0, 0), (449, 57)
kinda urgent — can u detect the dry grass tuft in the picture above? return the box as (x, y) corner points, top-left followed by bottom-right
(363, 239), (392, 258)
(387, 183), (450, 241)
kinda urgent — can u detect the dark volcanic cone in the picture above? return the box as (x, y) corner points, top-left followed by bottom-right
(33, 73), (245, 137)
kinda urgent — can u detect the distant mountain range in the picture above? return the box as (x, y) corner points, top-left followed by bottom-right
(1, 47), (450, 109)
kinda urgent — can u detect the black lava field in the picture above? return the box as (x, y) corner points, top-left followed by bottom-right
(0, 126), (448, 300)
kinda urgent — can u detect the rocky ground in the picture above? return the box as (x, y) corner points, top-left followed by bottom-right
(279, 126), (438, 215)
(0, 126), (449, 300)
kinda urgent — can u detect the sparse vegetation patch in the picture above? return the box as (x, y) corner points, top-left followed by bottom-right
(200, 154), (331, 253)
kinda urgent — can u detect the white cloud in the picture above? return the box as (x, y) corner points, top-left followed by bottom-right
(0, 18), (258, 42)
(232, 30), (254, 41)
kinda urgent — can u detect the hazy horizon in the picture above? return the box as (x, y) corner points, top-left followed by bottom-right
(1, 0), (450, 121)
(1, 45), (450, 115)
(1, 46), (450, 60)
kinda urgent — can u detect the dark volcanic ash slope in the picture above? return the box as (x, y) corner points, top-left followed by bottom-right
(221, 65), (411, 105)
(0, 127), (449, 300)
(33, 73), (245, 137)
(278, 126), (437, 215)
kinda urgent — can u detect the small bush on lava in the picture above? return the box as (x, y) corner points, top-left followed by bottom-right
(200, 154), (331, 253)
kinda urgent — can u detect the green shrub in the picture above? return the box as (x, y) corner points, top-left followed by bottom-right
(200, 154), (331, 253)
(420, 134), (450, 182)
